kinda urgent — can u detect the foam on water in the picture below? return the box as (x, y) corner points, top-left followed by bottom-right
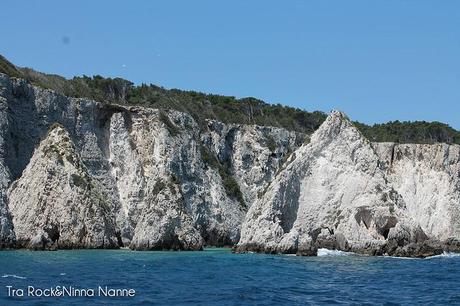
(427, 252), (460, 259)
(317, 248), (354, 257)
(2, 274), (26, 279)
(385, 256), (418, 260)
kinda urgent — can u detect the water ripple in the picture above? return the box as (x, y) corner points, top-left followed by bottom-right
(0, 249), (459, 305)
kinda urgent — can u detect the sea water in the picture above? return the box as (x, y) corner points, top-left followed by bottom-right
(0, 248), (459, 305)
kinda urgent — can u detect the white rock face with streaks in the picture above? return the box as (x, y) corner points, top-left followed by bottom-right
(0, 73), (299, 249)
(0, 77), (16, 246)
(0, 150), (14, 247)
(1, 71), (459, 256)
(0, 163), (14, 247)
(108, 112), (146, 244)
(108, 108), (247, 246)
(108, 110), (205, 249)
(130, 181), (203, 250)
(7, 126), (119, 249)
(374, 143), (460, 241)
(237, 111), (430, 256)
(203, 120), (301, 207)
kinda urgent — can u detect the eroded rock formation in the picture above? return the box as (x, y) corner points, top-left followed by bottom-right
(0, 72), (459, 257)
(0, 73), (298, 250)
(236, 111), (444, 257)
(373, 142), (460, 251)
(8, 126), (118, 249)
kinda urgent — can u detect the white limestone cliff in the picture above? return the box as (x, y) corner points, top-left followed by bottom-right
(0, 73), (297, 249)
(236, 111), (438, 257)
(7, 125), (119, 249)
(0, 167), (14, 247)
(130, 179), (204, 250)
(1, 72), (460, 257)
(374, 143), (460, 241)
(0, 78), (16, 246)
(203, 120), (302, 208)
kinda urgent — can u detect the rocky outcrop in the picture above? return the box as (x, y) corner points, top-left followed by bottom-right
(107, 108), (246, 247)
(373, 143), (460, 242)
(0, 156), (15, 247)
(0, 178), (15, 248)
(236, 111), (441, 257)
(0, 73), (299, 249)
(129, 179), (203, 250)
(0, 78), (16, 247)
(202, 120), (302, 207)
(7, 126), (119, 249)
(0, 71), (459, 257)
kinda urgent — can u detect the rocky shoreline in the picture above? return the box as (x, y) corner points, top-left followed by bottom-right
(234, 235), (460, 258)
(235, 111), (460, 258)
(1, 73), (460, 258)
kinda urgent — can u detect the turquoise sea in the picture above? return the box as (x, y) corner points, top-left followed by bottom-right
(0, 248), (459, 305)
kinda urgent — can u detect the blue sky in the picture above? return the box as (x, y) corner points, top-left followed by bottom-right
(1, 1), (459, 128)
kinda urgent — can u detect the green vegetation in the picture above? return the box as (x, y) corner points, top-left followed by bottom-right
(159, 112), (180, 137)
(0, 55), (326, 134)
(220, 171), (245, 207)
(152, 180), (166, 196)
(355, 121), (460, 144)
(1, 54), (460, 144)
(0, 55), (22, 78)
(389, 204), (395, 214)
(200, 145), (245, 207)
(42, 143), (61, 158)
(71, 173), (88, 188)
(200, 145), (220, 169)
(265, 134), (277, 152)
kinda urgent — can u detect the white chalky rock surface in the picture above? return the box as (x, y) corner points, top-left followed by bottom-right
(237, 111), (428, 255)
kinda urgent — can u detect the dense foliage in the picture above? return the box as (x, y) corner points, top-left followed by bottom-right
(2, 54), (460, 144)
(0, 55), (325, 134)
(0, 55), (22, 78)
(356, 121), (460, 144)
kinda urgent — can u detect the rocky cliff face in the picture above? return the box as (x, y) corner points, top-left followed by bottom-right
(1, 72), (459, 257)
(0, 73), (299, 250)
(236, 111), (444, 257)
(203, 120), (303, 207)
(0, 80), (16, 247)
(8, 126), (119, 249)
(373, 143), (460, 241)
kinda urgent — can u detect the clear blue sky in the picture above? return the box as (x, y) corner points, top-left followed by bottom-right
(1, 1), (459, 128)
